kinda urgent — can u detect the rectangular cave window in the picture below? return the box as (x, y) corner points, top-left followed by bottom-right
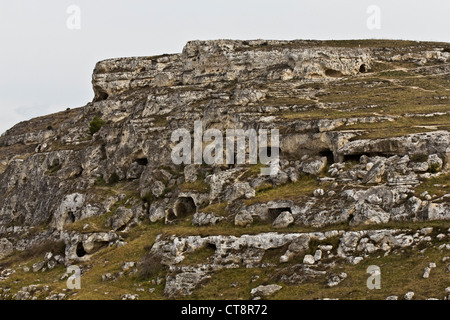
(343, 152), (393, 163)
(319, 150), (335, 164)
(134, 158), (148, 166)
(343, 154), (366, 163)
(325, 69), (343, 77)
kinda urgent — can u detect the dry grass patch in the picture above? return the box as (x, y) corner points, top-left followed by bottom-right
(344, 114), (450, 139)
(180, 179), (210, 193)
(200, 202), (228, 217)
(415, 172), (450, 200)
(245, 175), (318, 205)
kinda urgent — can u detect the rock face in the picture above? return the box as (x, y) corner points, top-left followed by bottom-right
(250, 284), (282, 298)
(150, 227), (449, 297)
(0, 238), (13, 259)
(0, 39), (449, 300)
(272, 211), (294, 228)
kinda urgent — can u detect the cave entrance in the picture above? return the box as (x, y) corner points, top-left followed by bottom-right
(64, 211), (75, 226)
(174, 197), (196, 218)
(325, 69), (343, 77)
(94, 86), (109, 102)
(359, 64), (368, 73)
(343, 152), (392, 163)
(167, 208), (176, 221)
(343, 154), (366, 163)
(319, 150), (334, 165)
(76, 243), (86, 258)
(268, 207), (292, 222)
(134, 158), (148, 166)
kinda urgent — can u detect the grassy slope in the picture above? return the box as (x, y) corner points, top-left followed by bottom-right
(1, 218), (449, 300)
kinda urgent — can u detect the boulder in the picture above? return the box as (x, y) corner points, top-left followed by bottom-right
(235, 211), (253, 227)
(303, 254), (315, 265)
(427, 154), (443, 172)
(151, 180), (166, 198)
(302, 157), (327, 176)
(184, 164), (199, 183)
(314, 249), (322, 261)
(362, 161), (385, 184)
(106, 207), (133, 231)
(126, 162), (145, 179)
(327, 272), (347, 287)
(288, 235), (310, 253)
(313, 188), (325, 197)
(250, 284), (282, 298)
(272, 211), (294, 228)
(350, 203), (390, 226)
(192, 212), (224, 226)
(226, 182), (255, 202)
(0, 238), (13, 259)
(149, 204), (166, 223)
(32, 261), (45, 273)
(404, 291), (415, 300)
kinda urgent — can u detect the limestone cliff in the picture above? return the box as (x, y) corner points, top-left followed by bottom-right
(0, 40), (449, 300)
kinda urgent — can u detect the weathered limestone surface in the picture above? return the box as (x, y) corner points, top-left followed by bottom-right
(0, 39), (449, 299)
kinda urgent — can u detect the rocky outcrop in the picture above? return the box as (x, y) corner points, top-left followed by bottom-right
(338, 131), (450, 162)
(0, 238), (13, 259)
(92, 40), (372, 102)
(0, 39), (449, 300)
(150, 227), (449, 297)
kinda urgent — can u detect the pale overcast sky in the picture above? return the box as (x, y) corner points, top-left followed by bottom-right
(0, 0), (449, 134)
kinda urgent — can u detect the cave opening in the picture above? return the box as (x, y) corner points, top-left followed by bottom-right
(319, 150), (335, 165)
(359, 64), (368, 73)
(166, 208), (176, 221)
(174, 197), (196, 218)
(94, 89), (109, 102)
(76, 243), (86, 258)
(343, 154), (366, 163)
(343, 152), (392, 163)
(134, 158), (148, 166)
(325, 69), (343, 77)
(64, 211), (75, 226)
(268, 207), (292, 222)
(116, 224), (127, 232)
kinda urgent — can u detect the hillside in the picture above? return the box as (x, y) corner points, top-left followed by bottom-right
(0, 39), (449, 300)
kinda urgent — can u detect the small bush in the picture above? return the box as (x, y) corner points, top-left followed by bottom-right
(47, 163), (62, 175)
(180, 178), (210, 193)
(108, 172), (120, 184)
(89, 116), (106, 135)
(428, 162), (441, 173)
(255, 183), (273, 193)
(141, 192), (156, 204)
(94, 175), (106, 186)
(0, 240), (65, 268)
